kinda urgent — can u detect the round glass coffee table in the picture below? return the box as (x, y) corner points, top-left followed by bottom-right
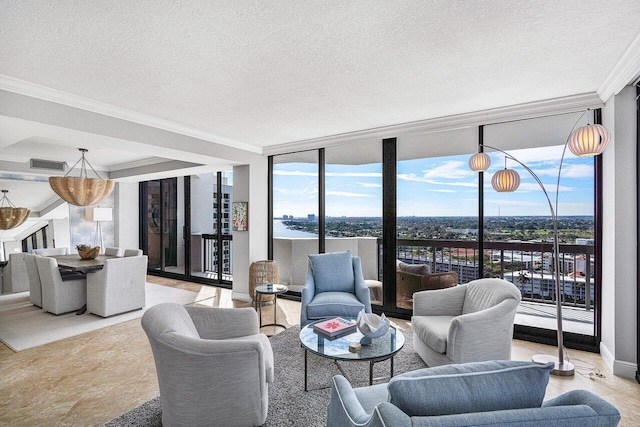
(254, 284), (288, 335)
(300, 319), (405, 391)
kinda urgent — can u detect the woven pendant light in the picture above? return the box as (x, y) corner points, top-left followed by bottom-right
(49, 149), (114, 207)
(0, 190), (30, 230)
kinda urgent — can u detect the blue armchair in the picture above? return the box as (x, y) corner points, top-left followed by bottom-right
(300, 250), (372, 326)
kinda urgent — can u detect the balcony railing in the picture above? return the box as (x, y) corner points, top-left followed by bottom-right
(385, 238), (595, 311)
(202, 234), (233, 283)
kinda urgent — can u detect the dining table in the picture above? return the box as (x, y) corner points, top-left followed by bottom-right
(52, 254), (119, 314)
(53, 254), (119, 273)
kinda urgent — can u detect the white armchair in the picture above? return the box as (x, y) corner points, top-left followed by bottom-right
(86, 255), (148, 317)
(36, 256), (86, 315)
(2, 253), (29, 294)
(142, 303), (274, 427)
(412, 278), (521, 367)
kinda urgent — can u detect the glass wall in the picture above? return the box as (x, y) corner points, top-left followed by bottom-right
(268, 111), (602, 350)
(395, 147), (477, 310)
(325, 142), (383, 305)
(272, 151), (319, 293)
(483, 112), (596, 338)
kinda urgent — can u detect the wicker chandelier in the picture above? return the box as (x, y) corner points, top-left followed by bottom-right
(0, 190), (30, 230)
(49, 148), (114, 207)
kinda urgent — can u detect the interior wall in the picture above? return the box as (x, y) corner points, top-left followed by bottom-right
(232, 159), (268, 301)
(115, 182), (140, 250)
(600, 85), (638, 378)
(50, 218), (71, 250)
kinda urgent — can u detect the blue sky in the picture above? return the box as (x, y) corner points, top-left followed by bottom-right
(273, 145), (595, 218)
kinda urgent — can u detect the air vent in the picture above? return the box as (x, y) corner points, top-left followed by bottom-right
(30, 159), (66, 172)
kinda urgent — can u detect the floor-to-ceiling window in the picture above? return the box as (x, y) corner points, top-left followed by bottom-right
(325, 142), (383, 306)
(272, 151), (319, 293)
(268, 110), (604, 351)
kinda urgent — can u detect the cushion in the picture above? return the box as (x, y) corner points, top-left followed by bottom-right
(309, 250), (355, 293)
(411, 315), (454, 354)
(306, 292), (364, 319)
(397, 260), (430, 275)
(388, 361), (553, 417)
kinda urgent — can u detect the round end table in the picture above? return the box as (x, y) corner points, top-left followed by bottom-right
(254, 284), (288, 335)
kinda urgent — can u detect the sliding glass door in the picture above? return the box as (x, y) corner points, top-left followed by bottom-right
(140, 171), (233, 286)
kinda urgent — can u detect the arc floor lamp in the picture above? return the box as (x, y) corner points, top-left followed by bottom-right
(468, 112), (610, 376)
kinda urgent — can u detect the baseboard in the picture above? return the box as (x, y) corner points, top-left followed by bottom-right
(599, 342), (638, 379)
(613, 360), (638, 379)
(231, 291), (252, 303)
(600, 342), (615, 370)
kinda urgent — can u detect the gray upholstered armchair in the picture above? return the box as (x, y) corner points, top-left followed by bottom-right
(412, 278), (521, 366)
(300, 250), (371, 327)
(142, 303), (274, 427)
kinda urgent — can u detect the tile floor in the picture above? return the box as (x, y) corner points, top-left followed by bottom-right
(0, 276), (638, 426)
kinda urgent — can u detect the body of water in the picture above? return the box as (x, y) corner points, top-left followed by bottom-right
(273, 220), (318, 238)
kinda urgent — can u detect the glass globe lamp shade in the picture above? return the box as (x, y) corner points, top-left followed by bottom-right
(469, 152), (491, 172)
(567, 124), (610, 157)
(491, 168), (520, 192)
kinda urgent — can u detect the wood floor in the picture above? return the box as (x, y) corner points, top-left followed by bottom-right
(1, 276), (638, 426)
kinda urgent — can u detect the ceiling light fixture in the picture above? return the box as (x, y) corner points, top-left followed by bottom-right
(0, 190), (30, 230)
(49, 149), (114, 207)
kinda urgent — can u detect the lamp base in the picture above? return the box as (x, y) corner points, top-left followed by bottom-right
(532, 354), (575, 376)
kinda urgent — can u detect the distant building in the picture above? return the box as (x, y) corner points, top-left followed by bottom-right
(213, 178), (233, 273)
(575, 238), (594, 245)
(307, 214), (316, 221)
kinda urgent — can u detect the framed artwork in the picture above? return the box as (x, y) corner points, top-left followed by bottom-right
(232, 201), (248, 231)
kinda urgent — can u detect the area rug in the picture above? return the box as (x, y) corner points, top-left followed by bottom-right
(104, 326), (426, 427)
(0, 283), (196, 352)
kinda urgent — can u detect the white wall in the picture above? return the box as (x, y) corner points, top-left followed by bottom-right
(600, 85), (638, 378)
(232, 159), (269, 301)
(115, 182), (140, 249)
(50, 218), (71, 250)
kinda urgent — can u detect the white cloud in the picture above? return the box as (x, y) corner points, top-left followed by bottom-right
(356, 182), (382, 188)
(423, 160), (473, 179)
(327, 191), (373, 198)
(428, 189), (456, 193)
(397, 173), (476, 187)
(273, 170), (381, 178)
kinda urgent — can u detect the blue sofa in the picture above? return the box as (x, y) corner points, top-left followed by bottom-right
(327, 360), (620, 427)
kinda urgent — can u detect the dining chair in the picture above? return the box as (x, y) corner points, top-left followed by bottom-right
(104, 247), (124, 257)
(23, 254), (43, 307)
(123, 248), (143, 257)
(36, 256), (86, 315)
(33, 247), (68, 256)
(2, 253), (29, 294)
(86, 256), (148, 317)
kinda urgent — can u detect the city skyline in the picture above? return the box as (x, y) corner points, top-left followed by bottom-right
(273, 145), (595, 218)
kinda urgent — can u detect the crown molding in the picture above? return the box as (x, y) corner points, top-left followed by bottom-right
(598, 32), (640, 102)
(263, 93), (603, 156)
(0, 75), (262, 155)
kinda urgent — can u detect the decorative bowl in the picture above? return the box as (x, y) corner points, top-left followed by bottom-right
(77, 244), (100, 260)
(356, 310), (390, 339)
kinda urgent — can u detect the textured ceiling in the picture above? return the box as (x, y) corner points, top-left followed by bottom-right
(1, 0), (639, 148)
